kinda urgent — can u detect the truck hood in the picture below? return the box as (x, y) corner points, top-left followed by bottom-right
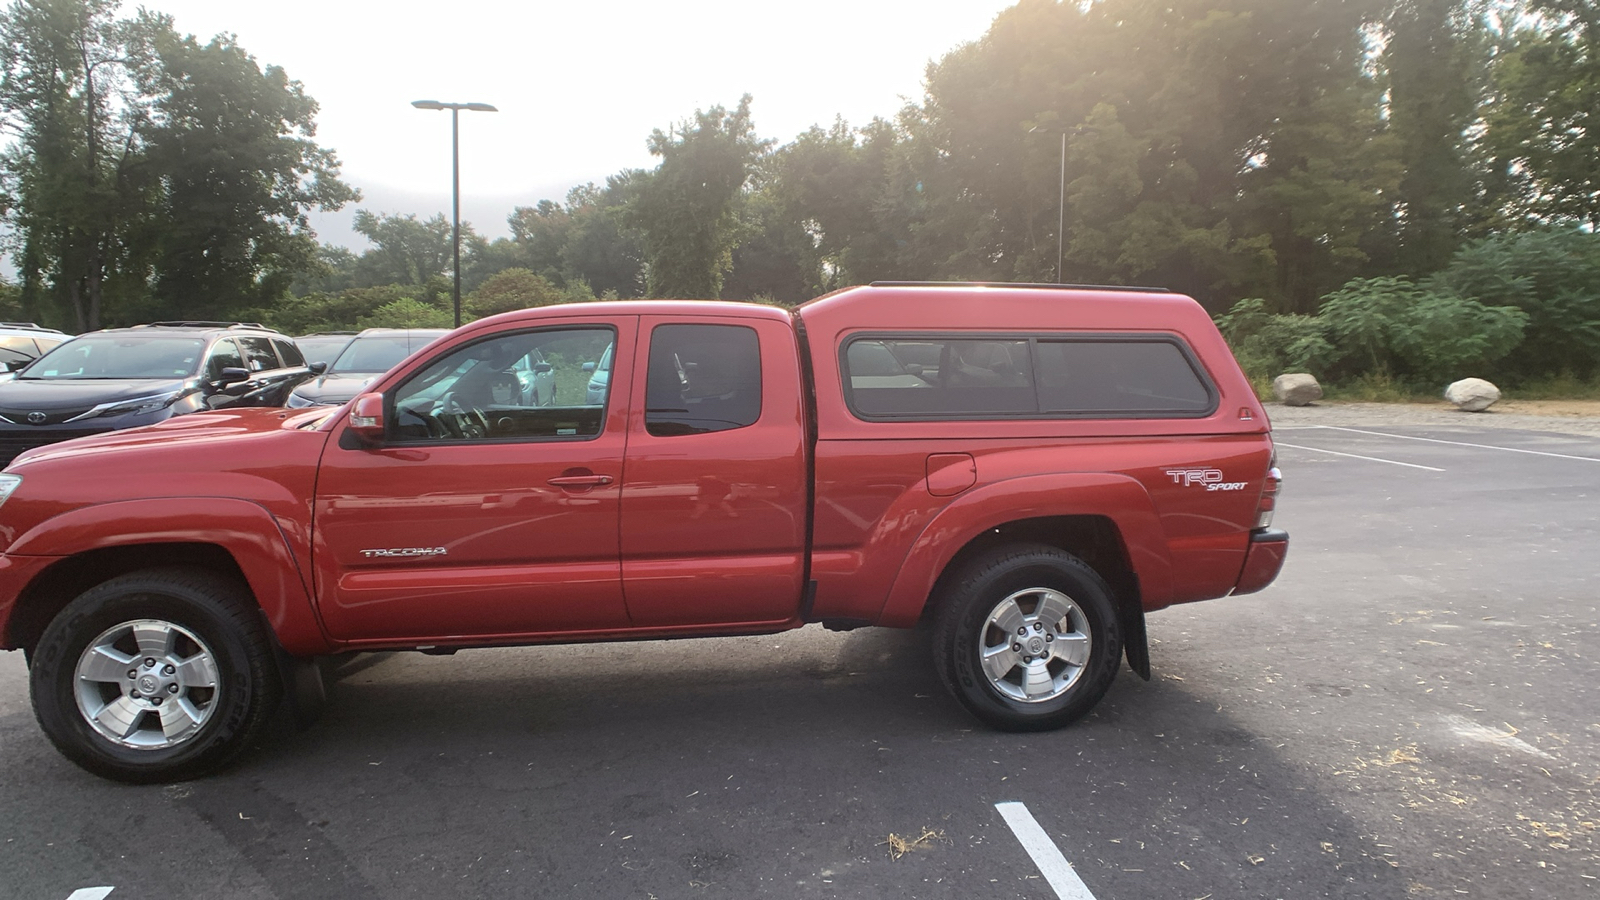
(9, 407), (328, 468)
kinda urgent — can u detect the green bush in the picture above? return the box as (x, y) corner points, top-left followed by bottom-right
(1426, 229), (1600, 380)
(1213, 298), (1334, 381)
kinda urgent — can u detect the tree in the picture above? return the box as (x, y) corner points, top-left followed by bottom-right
(0, 0), (144, 330)
(625, 95), (767, 298)
(133, 19), (357, 320)
(1382, 0), (1485, 271)
(349, 210), (458, 287)
(465, 267), (567, 318)
(0, 0), (353, 329)
(1481, 2), (1600, 229)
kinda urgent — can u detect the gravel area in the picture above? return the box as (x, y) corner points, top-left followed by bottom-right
(1265, 399), (1600, 437)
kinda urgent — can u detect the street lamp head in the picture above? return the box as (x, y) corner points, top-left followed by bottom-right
(411, 100), (497, 113)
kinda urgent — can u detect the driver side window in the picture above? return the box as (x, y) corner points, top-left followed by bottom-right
(388, 326), (614, 443)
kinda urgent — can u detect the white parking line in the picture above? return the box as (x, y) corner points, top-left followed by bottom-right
(1313, 425), (1600, 462)
(65, 889), (114, 900)
(1275, 442), (1445, 472)
(995, 801), (1099, 900)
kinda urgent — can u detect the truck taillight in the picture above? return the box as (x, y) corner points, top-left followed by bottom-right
(1256, 458), (1282, 529)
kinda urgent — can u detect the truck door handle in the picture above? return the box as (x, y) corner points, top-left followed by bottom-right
(547, 474), (613, 487)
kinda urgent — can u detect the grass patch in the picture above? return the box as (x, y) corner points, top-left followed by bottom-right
(1503, 373), (1600, 400)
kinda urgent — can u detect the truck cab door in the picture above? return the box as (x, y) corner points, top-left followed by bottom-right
(618, 316), (808, 627)
(313, 319), (636, 643)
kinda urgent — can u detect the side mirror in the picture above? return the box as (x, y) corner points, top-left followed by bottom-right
(904, 363), (923, 377)
(309, 361), (328, 375)
(533, 362), (553, 374)
(581, 361), (597, 374)
(347, 392), (386, 444)
(217, 366), (250, 386)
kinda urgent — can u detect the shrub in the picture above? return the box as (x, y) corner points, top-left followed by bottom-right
(1426, 229), (1600, 379)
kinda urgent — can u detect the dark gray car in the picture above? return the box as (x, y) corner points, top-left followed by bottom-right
(285, 328), (449, 408)
(0, 322), (312, 466)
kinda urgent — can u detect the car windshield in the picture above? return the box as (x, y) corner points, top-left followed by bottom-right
(21, 335), (204, 379)
(296, 336), (353, 368)
(330, 334), (440, 374)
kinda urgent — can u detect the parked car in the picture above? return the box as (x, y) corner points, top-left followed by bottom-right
(0, 283), (1286, 782)
(285, 328), (449, 408)
(583, 341), (613, 404)
(0, 323), (71, 374)
(0, 321), (312, 466)
(293, 331), (358, 369)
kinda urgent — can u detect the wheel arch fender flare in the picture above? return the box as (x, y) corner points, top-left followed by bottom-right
(8, 497), (329, 654)
(878, 472), (1173, 628)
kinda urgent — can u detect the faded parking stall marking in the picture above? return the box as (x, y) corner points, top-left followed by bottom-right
(1310, 425), (1600, 462)
(1274, 441), (1445, 471)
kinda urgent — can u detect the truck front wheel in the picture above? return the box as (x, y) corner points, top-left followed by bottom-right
(932, 544), (1122, 731)
(28, 568), (282, 783)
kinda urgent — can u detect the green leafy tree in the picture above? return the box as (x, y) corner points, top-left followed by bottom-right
(1481, 3), (1600, 229)
(350, 211), (462, 287)
(1381, 0), (1485, 271)
(465, 267), (567, 318)
(132, 20), (357, 320)
(0, 0), (146, 330)
(625, 95), (767, 298)
(357, 296), (453, 329)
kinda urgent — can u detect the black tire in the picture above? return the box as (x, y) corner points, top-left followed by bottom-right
(29, 567), (282, 783)
(932, 543), (1122, 732)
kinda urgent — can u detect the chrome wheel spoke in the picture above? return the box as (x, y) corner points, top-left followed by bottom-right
(988, 597), (1027, 637)
(982, 642), (1023, 682)
(132, 621), (177, 659)
(1033, 591), (1076, 629)
(1055, 632), (1091, 667)
(174, 654), (218, 689)
(78, 645), (135, 684)
(158, 698), (203, 740)
(1021, 660), (1056, 700)
(93, 696), (145, 740)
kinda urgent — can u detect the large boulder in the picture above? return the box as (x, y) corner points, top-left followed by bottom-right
(1445, 377), (1501, 412)
(1272, 373), (1323, 407)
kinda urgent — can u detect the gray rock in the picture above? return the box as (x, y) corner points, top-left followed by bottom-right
(1273, 373), (1323, 407)
(1445, 377), (1501, 412)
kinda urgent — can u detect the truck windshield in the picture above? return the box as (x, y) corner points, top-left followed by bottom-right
(21, 336), (205, 379)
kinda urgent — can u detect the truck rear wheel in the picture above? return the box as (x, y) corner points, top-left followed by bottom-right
(28, 568), (281, 783)
(932, 544), (1122, 731)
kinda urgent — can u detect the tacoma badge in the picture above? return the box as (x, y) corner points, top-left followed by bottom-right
(360, 547), (448, 558)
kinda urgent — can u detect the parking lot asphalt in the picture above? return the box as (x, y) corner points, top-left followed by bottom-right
(1, 423), (1596, 900)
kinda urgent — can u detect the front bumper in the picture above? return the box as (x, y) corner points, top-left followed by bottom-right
(1231, 527), (1289, 596)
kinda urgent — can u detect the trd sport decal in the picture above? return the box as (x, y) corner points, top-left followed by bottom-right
(1164, 468), (1248, 491)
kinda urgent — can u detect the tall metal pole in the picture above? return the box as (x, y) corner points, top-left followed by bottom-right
(451, 107), (462, 328)
(1057, 132), (1066, 285)
(411, 100), (496, 328)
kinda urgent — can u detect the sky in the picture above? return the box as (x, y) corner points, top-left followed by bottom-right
(143, 0), (1020, 249)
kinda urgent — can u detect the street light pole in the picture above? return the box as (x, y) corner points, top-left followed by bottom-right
(1029, 125), (1075, 285)
(411, 100), (498, 328)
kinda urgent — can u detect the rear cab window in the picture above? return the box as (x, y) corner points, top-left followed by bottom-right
(840, 333), (1217, 420)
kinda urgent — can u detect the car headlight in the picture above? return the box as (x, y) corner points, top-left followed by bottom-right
(0, 473), (20, 507)
(286, 392), (315, 409)
(66, 390), (186, 422)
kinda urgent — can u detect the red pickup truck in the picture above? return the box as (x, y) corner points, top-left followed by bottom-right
(0, 282), (1286, 782)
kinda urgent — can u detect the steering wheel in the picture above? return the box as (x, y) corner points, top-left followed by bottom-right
(433, 391), (490, 439)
